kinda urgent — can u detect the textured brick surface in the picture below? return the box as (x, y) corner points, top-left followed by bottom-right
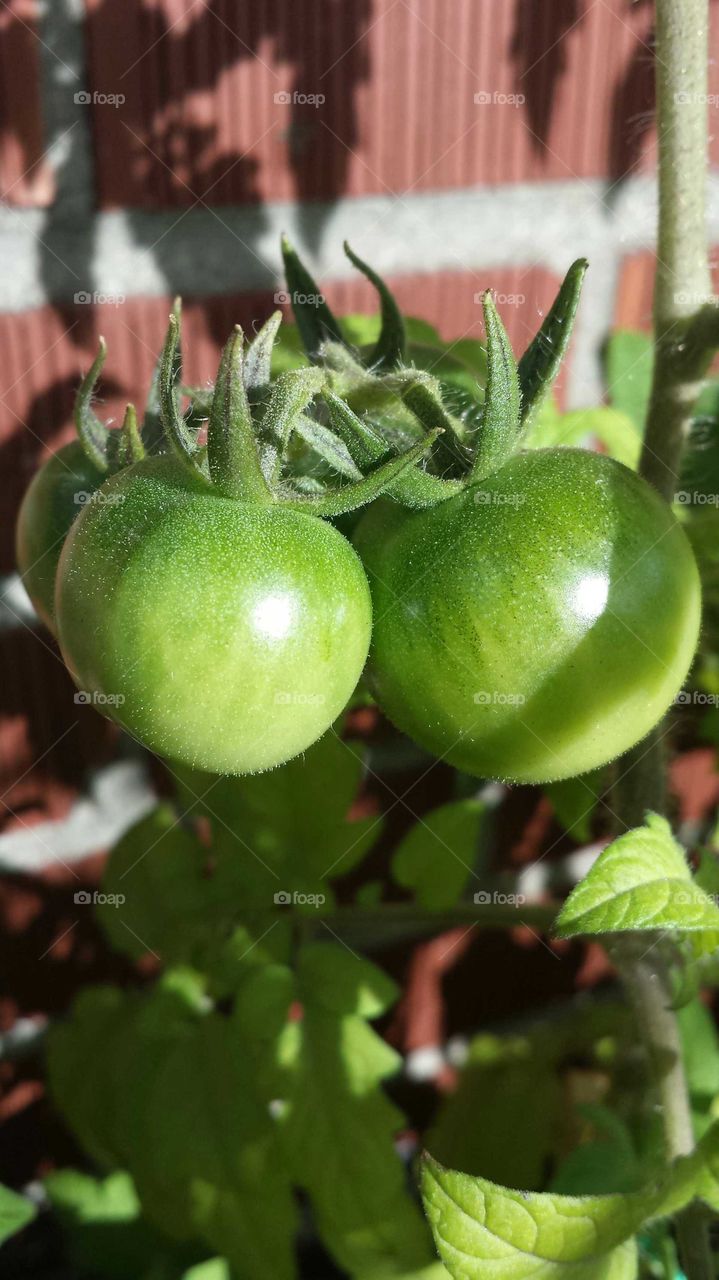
(82, 0), (697, 209)
(0, 0), (53, 205)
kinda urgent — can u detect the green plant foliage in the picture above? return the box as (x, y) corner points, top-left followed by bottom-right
(603, 331), (653, 433)
(545, 769), (607, 844)
(47, 942), (433, 1280)
(422, 1154), (650, 1279)
(421, 1122), (719, 1280)
(98, 731), (380, 968)
(391, 798), (486, 909)
(0, 1183), (35, 1247)
(279, 944), (436, 1276)
(47, 978), (298, 1279)
(555, 814), (719, 951)
(45, 1170), (205, 1279)
(426, 1002), (631, 1192)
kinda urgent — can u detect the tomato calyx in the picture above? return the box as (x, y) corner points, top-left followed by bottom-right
(158, 304), (441, 518)
(281, 236), (589, 508)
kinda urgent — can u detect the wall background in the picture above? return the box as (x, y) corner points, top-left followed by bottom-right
(0, 0), (718, 866)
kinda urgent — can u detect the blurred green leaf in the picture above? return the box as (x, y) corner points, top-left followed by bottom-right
(176, 730), (380, 889)
(545, 770), (606, 844)
(45, 1169), (201, 1280)
(426, 1002), (630, 1192)
(550, 1105), (642, 1195)
(604, 330), (653, 432)
(281, 943), (435, 1277)
(0, 1183), (35, 1246)
(48, 980), (297, 1279)
(392, 799), (486, 909)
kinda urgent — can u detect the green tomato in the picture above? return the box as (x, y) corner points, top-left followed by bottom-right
(56, 457), (372, 775)
(353, 448), (701, 784)
(15, 441), (106, 631)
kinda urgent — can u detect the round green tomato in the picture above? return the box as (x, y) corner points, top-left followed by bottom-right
(15, 441), (105, 630)
(56, 458), (372, 775)
(353, 448), (701, 784)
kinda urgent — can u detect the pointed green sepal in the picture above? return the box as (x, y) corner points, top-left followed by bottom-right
(74, 337), (111, 472)
(469, 291), (521, 482)
(112, 402), (145, 469)
(292, 414), (363, 481)
(244, 309), (283, 390)
(343, 241), (406, 369)
(143, 296), (181, 454)
(518, 258), (588, 427)
(280, 234), (344, 357)
(284, 430), (442, 517)
(261, 366), (326, 483)
(324, 391), (461, 508)
(159, 312), (197, 465)
(399, 375), (471, 474)
(207, 326), (271, 502)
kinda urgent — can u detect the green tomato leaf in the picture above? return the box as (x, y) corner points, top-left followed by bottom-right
(0, 1183), (35, 1245)
(282, 943), (435, 1277)
(181, 731), (381, 887)
(555, 813), (719, 950)
(545, 770), (606, 844)
(392, 798), (486, 909)
(45, 1169), (195, 1280)
(470, 293), (521, 482)
(426, 1002), (630, 1193)
(518, 259), (588, 429)
(422, 1154), (647, 1279)
(48, 981), (297, 1279)
(603, 331), (653, 433)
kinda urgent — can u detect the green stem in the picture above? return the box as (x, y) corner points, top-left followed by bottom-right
(639, 0), (713, 499)
(615, 1), (715, 1274)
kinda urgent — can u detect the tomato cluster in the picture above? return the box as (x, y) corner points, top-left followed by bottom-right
(15, 246), (702, 782)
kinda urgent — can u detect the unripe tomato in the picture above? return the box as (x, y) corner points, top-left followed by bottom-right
(56, 458), (371, 775)
(15, 441), (105, 631)
(354, 448), (701, 783)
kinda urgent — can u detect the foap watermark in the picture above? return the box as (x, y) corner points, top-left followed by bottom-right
(274, 691), (326, 706)
(473, 489), (526, 507)
(675, 490), (719, 507)
(74, 290), (126, 307)
(473, 290), (526, 307)
(673, 290), (718, 306)
(474, 90), (525, 107)
(674, 690), (719, 707)
(274, 289), (326, 308)
(473, 890), (526, 906)
(274, 89), (325, 107)
(674, 91), (719, 107)
(74, 690), (125, 708)
(474, 690), (526, 706)
(74, 90), (125, 108)
(74, 489), (125, 506)
(74, 890), (125, 907)
(274, 890), (326, 908)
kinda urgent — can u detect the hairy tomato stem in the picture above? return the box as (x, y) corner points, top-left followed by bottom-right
(614, 0), (715, 1273)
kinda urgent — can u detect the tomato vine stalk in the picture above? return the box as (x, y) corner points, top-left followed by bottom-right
(613, 0), (717, 1273)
